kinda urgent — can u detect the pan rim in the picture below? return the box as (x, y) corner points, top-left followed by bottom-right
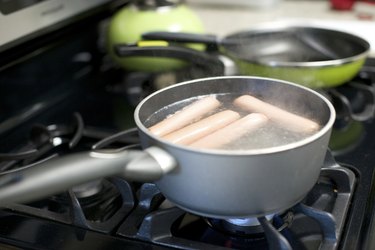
(134, 76), (336, 156)
(222, 24), (371, 68)
(230, 51), (369, 68)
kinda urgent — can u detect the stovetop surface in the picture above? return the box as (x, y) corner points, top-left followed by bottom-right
(1, 11), (375, 250)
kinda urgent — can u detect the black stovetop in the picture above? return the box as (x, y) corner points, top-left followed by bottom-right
(1, 12), (375, 250)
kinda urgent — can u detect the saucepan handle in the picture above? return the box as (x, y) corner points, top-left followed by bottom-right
(0, 147), (176, 206)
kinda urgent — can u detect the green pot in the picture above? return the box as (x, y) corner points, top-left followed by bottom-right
(107, 4), (204, 72)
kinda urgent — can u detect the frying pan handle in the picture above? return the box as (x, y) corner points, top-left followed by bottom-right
(115, 44), (225, 75)
(142, 31), (219, 49)
(0, 147), (177, 206)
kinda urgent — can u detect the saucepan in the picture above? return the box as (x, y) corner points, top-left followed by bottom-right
(142, 25), (370, 88)
(0, 76), (335, 218)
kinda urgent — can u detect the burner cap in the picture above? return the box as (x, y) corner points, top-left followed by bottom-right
(206, 214), (274, 236)
(72, 180), (103, 198)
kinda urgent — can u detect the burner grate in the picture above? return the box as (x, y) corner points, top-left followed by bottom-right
(0, 113), (140, 233)
(0, 113), (85, 175)
(116, 155), (355, 250)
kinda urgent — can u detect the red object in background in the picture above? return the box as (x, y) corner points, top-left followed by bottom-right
(330, 0), (356, 10)
(356, 0), (375, 20)
(361, 0), (375, 4)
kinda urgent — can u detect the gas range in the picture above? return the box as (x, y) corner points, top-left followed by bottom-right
(0, 113), (358, 250)
(1, 3), (375, 250)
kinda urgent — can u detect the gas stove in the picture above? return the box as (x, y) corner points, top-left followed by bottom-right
(0, 113), (358, 250)
(1, 2), (375, 250)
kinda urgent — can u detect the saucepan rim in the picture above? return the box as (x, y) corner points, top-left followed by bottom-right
(134, 76), (336, 156)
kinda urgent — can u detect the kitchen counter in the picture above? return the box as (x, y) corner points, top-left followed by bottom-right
(187, 0), (375, 57)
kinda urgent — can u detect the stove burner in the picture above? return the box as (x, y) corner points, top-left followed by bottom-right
(0, 113), (85, 175)
(226, 216), (274, 227)
(0, 114), (142, 233)
(74, 179), (122, 222)
(207, 214), (276, 236)
(72, 180), (104, 199)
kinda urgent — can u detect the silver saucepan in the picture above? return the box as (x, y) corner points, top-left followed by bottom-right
(0, 76), (335, 218)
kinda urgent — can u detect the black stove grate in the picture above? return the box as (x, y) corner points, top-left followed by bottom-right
(0, 113), (139, 233)
(116, 158), (355, 250)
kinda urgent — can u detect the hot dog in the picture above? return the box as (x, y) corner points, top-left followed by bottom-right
(162, 110), (241, 145)
(148, 96), (221, 137)
(234, 95), (320, 133)
(190, 113), (268, 149)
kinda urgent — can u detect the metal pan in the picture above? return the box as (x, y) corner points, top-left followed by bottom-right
(142, 25), (370, 88)
(0, 76), (335, 218)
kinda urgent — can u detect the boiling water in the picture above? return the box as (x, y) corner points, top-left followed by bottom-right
(144, 94), (320, 150)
